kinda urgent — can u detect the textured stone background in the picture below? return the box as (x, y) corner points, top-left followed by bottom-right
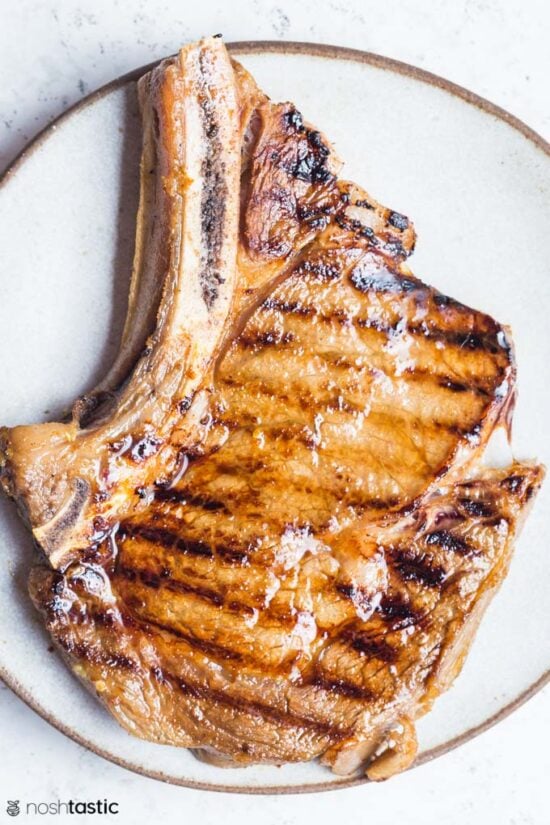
(1, 1), (549, 822)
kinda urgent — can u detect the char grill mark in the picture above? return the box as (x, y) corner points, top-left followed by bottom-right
(256, 290), (507, 359)
(230, 323), (495, 399)
(311, 676), (375, 701)
(122, 524), (214, 558)
(439, 378), (478, 394)
(56, 636), (140, 673)
(218, 381), (486, 442)
(164, 673), (349, 738)
(137, 617), (244, 661)
(377, 594), (422, 629)
(154, 487), (229, 513)
(336, 583), (373, 615)
(389, 548), (447, 588)
(458, 497), (495, 518)
(57, 624), (345, 738)
(424, 530), (478, 557)
(239, 329), (296, 350)
(357, 317), (504, 354)
(116, 561), (264, 615)
(117, 564), (224, 606)
(342, 631), (398, 664)
(121, 523), (255, 565)
(261, 297), (315, 316)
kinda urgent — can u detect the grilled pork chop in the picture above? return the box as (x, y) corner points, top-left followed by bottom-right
(0, 37), (543, 778)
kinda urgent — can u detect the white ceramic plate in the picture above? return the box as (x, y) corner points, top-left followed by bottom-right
(0, 42), (549, 794)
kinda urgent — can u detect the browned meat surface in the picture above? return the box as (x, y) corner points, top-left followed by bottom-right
(27, 462), (543, 775)
(0, 36), (544, 778)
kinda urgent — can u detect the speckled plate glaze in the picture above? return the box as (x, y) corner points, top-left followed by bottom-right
(1, 42), (549, 794)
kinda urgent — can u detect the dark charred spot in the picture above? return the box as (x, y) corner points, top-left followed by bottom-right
(284, 107), (305, 132)
(354, 198), (374, 210)
(165, 675), (346, 736)
(425, 530), (476, 556)
(377, 594), (420, 628)
(388, 211), (409, 230)
(458, 497), (494, 518)
(336, 583), (372, 615)
(465, 423), (482, 443)
(140, 569), (161, 589)
(180, 634), (241, 660)
(408, 319), (507, 356)
(216, 545), (251, 565)
(154, 487), (228, 513)
(525, 484), (536, 501)
(56, 637), (139, 672)
(290, 129), (333, 184)
(119, 564), (223, 606)
(311, 676), (374, 701)
(151, 665), (167, 684)
(335, 214), (377, 244)
(240, 329), (295, 350)
(296, 199), (335, 227)
(262, 297), (315, 316)
(178, 395), (193, 414)
(460, 333), (490, 350)
(118, 566), (136, 581)
(106, 653), (138, 671)
(165, 578), (223, 606)
(50, 572), (66, 597)
(337, 214), (370, 237)
(433, 292), (459, 308)
(93, 610), (117, 628)
(129, 435), (163, 463)
(382, 237), (407, 258)
(500, 474), (525, 494)
(439, 378), (469, 393)
(152, 108), (160, 140)
(343, 630), (398, 663)
(391, 549), (447, 588)
(295, 258), (341, 281)
(228, 600), (255, 616)
(349, 263), (417, 296)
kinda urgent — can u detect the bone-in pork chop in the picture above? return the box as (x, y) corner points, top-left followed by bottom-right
(0, 37), (543, 778)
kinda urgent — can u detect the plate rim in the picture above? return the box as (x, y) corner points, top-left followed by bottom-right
(1, 39), (549, 795)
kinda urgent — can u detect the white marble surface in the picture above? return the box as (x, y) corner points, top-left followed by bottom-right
(1, 0), (549, 822)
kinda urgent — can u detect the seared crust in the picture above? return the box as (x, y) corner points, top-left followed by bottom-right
(28, 463), (543, 769)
